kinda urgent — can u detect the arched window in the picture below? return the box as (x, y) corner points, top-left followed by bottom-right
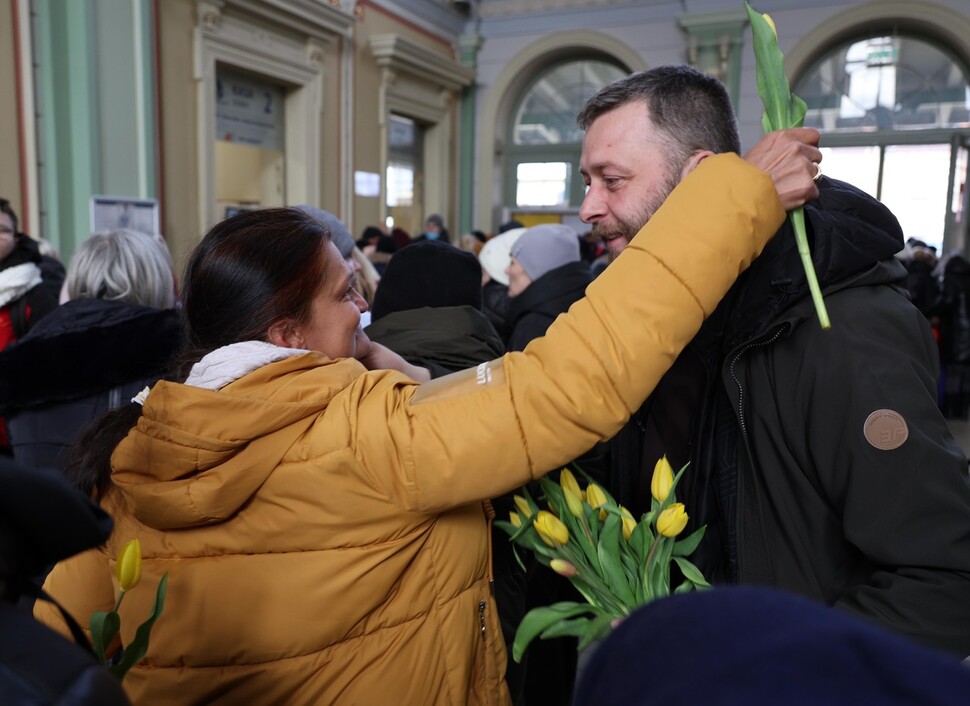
(506, 59), (626, 215)
(794, 34), (970, 252)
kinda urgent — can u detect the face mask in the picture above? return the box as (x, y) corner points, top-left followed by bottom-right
(425, 231), (440, 240)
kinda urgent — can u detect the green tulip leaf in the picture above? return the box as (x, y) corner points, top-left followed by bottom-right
(674, 579), (696, 595)
(745, 2), (790, 131)
(671, 525), (707, 557)
(512, 601), (598, 662)
(673, 557), (711, 589)
(577, 613), (616, 651)
(596, 514), (637, 607)
(109, 572), (168, 681)
(90, 609), (121, 664)
(540, 616), (599, 640)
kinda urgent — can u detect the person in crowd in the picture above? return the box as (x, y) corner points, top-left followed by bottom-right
(366, 240), (504, 378)
(505, 224), (592, 353)
(900, 238), (941, 318)
(937, 252), (970, 419)
(414, 213), (451, 244)
(357, 225), (398, 275)
(0, 229), (180, 470)
(573, 586), (970, 706)
(389, 226), (412, 250)
(478, 227), (525, 342)
(36, 128), (821, 705)
(297, 205), (381, 310)
(578, 65), (970, 657)
(0, 198), (61, 455)
(0, 458), (132, 706)
(497, 220), (524, 234)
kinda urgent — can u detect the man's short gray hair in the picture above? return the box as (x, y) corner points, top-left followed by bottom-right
(65, 229), (175, 309)
(578, 65), (741, 167)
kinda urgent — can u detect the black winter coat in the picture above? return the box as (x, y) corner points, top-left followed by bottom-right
(614, 176), (970, 657)
(505, 261), (593, 352)
(0, 299), (181, 470)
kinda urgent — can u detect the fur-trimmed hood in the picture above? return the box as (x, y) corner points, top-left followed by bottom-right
(0, 298), (181, 414)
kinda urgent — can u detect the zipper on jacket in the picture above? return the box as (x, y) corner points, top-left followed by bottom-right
(479, 599), (487, 640)
(726, 323), (788, 581)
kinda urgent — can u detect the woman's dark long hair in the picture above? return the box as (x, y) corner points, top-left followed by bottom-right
(67, 208), (332, 500)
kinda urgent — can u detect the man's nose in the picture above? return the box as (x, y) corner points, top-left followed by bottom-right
(579, 185), (604, 224)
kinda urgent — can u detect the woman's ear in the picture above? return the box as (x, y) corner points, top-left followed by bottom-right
(266, 319), (304, 349)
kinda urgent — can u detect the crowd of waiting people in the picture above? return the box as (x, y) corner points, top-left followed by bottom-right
(2, 65), (970, 706)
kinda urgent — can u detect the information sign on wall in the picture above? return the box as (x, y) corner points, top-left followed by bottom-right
(215, 70), (285, 150)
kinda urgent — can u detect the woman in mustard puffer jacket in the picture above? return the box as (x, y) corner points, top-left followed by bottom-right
(36, 132), (820, 706)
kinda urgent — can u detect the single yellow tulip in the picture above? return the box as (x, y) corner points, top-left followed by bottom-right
(657, 504), (689, 538)
(586, 483), (609, 520)
(762, 12), (777, 38)
(117, 539), (143, 591)
(510, 511), (522, 528)
(534, 510), (569, 546)
(651, 456), (675, 503)
(620, 506), (637, 541)
(560, 469), (584, 517)
(514, 495), (533, 518)
(550, 559), (577, 577)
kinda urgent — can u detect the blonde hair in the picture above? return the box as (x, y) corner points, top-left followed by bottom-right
(65, 229), (175, 309)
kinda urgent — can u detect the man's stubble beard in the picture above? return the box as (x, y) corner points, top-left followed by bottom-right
(593, 169), (682, 256)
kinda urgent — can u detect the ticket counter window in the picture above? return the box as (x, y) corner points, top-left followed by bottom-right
(215, 69), (286, 217)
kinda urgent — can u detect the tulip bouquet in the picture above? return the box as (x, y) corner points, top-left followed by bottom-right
(496, 458), (709, 660)
(745, 1), (830, 329)
(90, 539), (168, 681)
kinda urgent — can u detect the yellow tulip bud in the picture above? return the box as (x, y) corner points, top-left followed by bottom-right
(510, 511), (522, 528)
(620, 506), (637, 541)
(514, 495), (533, 518)
(657, 503), (689, 538)
(117, 539), (143, 591)
(762, 12), (777, 39)
(533, 510), (569, 546)
(586, 483), (609, 520)
(550, 559), (577, 577)
(560, 469), (582, 500)
(650, 455), (675, 503)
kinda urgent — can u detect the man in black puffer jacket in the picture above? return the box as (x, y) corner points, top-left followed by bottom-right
(579, 65), (970, 658)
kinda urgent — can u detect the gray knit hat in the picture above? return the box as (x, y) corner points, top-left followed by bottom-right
(294, 204), (355, 259)
(509, 224), (580, 281)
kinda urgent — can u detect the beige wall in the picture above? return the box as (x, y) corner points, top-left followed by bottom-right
(351, 3), (463, 239)
(157, 0), (201, 276)
(0, 1), (24, 229)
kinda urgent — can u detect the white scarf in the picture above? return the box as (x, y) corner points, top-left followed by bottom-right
(0, 262), (42, 308)
(184, 340), (308, 391)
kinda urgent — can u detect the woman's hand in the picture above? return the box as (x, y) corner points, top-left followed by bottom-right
(354, 328), (431, 382)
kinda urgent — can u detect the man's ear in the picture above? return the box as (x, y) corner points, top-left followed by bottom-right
(680, 149), (717, 181)
(266, 319), (304, 349)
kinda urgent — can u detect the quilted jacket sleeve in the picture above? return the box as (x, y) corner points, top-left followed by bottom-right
(357, 154), (787, 513)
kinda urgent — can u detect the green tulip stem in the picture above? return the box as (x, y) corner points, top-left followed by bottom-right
(791, 207), (830, 328)
(113, 590), (126, 614)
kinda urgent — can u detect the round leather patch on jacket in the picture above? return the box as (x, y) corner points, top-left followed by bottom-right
(863, 409), (909, 450)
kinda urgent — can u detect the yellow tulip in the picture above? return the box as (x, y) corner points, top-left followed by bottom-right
(560, 469), (585, 517)
(620, 506), (637, 541)
(762, 12), (777, 38)
(510, 511), (522, 528)
(651, 455), (675, 503)
(514, 495), (533, 518)
(586, 483), (609, 520)
(550, 559), (577, 577)
(657, 504), (689, 538)
(117, 539), (143, 591)
(533, 510), (569, 546)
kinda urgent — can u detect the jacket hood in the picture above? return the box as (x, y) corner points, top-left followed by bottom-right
(723, 177), (906, 347)
(0, 299), (181, 413)
(111, 353), (369, 530)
